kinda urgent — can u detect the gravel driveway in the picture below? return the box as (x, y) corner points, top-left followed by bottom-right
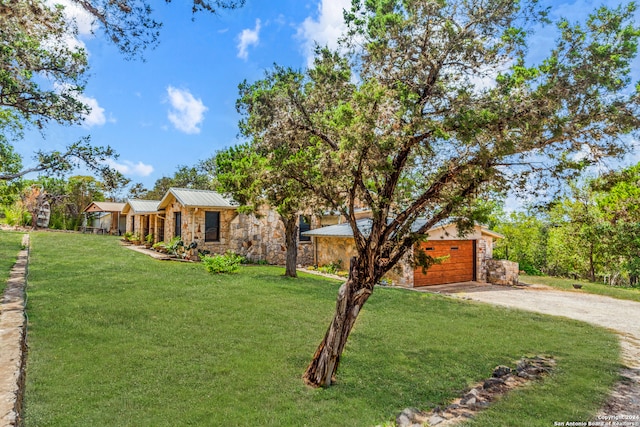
(417, 282), (640, 417)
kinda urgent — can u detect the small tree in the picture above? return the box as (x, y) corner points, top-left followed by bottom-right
(238, 0), (640, 387)
(545, 183), (606, 281)
(493, 210), (548, 275)
(215, 144), (311, 277)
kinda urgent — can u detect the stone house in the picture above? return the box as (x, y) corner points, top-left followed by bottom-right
(119, 187), (517, 286)
(123, 188), (314, 265)
(302, 219), (519, 288)
(121, 199), (162, 240)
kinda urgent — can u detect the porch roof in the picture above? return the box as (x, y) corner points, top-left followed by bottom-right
(122, 199), (161, 214)
(158, 188), (237, 210)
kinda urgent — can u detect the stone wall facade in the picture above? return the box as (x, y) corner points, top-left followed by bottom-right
(227, 209), (314, 266)
(312, 237), (413, 287)
(125, 203), (316, 266)
(476, 238), (488, 284)
(313, 236), (359, 269)
(384, 251), (414, 287)
(486, 259), (520, 286)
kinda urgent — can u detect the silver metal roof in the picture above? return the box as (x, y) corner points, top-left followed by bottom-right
(302, 218), (430, 238)
(303, 219), (502, 239)
(124, 199), (161, 214)
(159, 188), (237, 209)
(302, 219), (369, 238)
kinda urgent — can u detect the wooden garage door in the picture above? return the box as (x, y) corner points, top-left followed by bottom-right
(414, 240), (475, 286)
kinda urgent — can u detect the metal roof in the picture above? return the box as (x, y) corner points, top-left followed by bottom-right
(303, 218), (431, 238)
(303, 219), (503, 239)
(123, 199), (161, 214)
(158, 188), (237, 209)
(302, 219), (370, 238)
(83, 202), (125, 213)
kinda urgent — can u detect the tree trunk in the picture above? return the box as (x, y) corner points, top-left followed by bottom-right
(303, 257), (373, 387)
(588, 242), (595, 282)
(283, 215), (298, 278)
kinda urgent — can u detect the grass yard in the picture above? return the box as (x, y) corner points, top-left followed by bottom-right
(0, 230), (25, 293)
(23, 232), (621, 426)
(521, 274), (640, 303)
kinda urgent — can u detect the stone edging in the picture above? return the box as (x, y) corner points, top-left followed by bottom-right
(392, 356), (556, 427)
(0, 234), (29, 427)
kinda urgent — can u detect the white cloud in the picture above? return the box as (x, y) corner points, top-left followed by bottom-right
(76, 93), (109, 127)
(166, 86), (208, 134)
(297, 0), (350, 67)
(49, 0), (96, 36)
(46, 0), (97, 51)
(53, 83), (110, 127)
(106, 159), (154, 177)
(237, 19), (261, 60)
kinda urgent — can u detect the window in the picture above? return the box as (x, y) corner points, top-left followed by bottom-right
(174, 211), (182, 238)
(131, 216), (135, 233)
(299, 215), (311, 242)
(205, 211), (220, 242)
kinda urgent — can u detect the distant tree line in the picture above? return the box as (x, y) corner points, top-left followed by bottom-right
(493, 162), (640, 287)
(1, 175), (108, 230)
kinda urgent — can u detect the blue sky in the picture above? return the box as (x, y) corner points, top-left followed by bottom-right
(18, 0), (640, 195)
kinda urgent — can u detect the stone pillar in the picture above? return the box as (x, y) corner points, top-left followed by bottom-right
(486, 259), (520, 286)
(476, 239), (488, 283)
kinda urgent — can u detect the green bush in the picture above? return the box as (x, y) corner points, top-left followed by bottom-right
(201, 251), (244, 274)
(519, 260), (543, 276)
(318, 259), (343, 275)
(3, 205), (31, 226)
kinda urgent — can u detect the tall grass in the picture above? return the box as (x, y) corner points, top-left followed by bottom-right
(23, 232), (620, 426)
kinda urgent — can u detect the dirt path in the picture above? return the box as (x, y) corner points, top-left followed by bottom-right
(418, 282), (640, 418)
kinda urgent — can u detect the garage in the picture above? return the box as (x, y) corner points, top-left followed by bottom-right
(414, 240), (476, 286)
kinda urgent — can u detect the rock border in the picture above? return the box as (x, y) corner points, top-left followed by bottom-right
(394, 356), (556, 427)
(0, 234), (29, 427)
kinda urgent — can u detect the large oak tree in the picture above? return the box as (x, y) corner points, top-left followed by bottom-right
(236, 0), (640, 387)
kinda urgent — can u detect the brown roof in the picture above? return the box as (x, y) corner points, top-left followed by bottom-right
(83, 202), (126, 213)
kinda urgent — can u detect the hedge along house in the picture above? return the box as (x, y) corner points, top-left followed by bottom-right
(122, 199), (162, 241)
(82, 202), (126, 234)
(303, 219), (518, 287)
(145, 187), (316, 265)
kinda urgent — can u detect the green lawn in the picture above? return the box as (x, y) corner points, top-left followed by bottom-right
(24, 232), (621, 426)
(521, 274), (640, 303)
(0, 230), (25, 293)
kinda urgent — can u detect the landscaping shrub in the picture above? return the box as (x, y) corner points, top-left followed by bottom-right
(3, 205), (31, 226)
(318, 259), (343, 275)
(202, 251), (244, 274)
